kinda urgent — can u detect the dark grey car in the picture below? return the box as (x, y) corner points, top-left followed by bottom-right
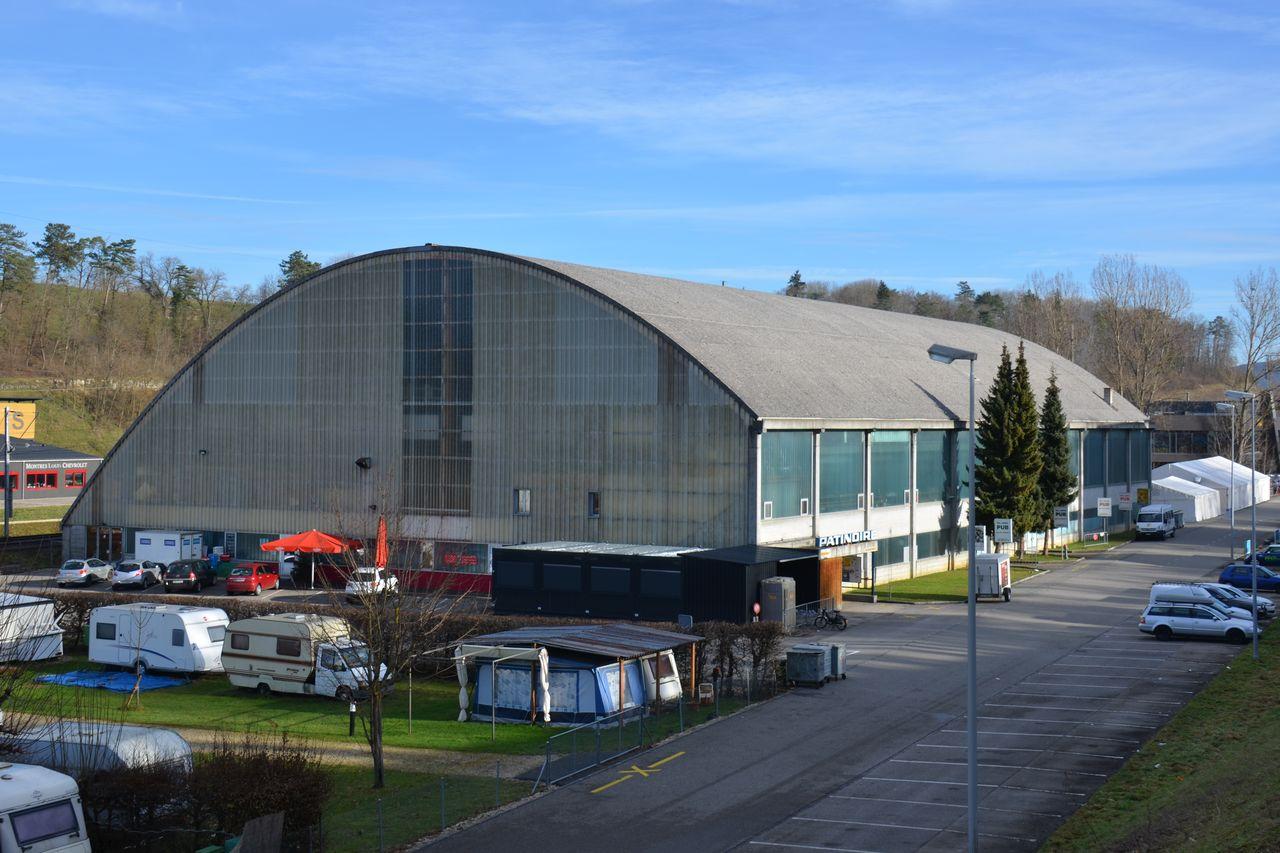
(162, 559), (218, 593)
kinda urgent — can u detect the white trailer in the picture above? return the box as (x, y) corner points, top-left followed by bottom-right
(89, 603), (229, 674)
(222, 613), (384, 700)
(0, 594), (62, 663)
(975, 552), (1012, 601)
(0, 762), (89, 853)
(4, 721), (193, 776)
(133, 530), (203, 565)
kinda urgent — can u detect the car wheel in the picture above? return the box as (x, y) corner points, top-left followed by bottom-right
(1003, 588), (1011, 602)
(1154, 625), (1173, 641)
(1226, 628), (1247, 645)
(254, 584), (262, 596)
(336, 686), (353, 703)
(257, 682), (272, 697)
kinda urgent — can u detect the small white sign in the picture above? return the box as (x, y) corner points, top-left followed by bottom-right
(994, 518), (1014, 543)
(975, 525), (989, 554)
(1118, 493), (1133, 510)
(1053, 507), (1070, 527)
(1097, 498), (1112, 518)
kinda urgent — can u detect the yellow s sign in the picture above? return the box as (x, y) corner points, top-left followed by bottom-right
(3, 404), (36, 440)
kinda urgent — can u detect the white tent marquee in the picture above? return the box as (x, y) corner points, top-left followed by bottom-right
(1152, 456), (1271, 512)
(1150, 476), (1222, 523)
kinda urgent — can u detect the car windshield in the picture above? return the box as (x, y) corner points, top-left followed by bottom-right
(340, 645), (371, 668)
(229, 568), (250, 576)
(1207, 600), (1236, 617)
(1137, 512), (1161, 522)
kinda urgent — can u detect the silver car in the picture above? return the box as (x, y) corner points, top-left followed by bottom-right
(1140, 601), (1257, 644)
(1199, 582), (1276, 618)
(57, 558), (111, 586)
(110, 560), (164, 589)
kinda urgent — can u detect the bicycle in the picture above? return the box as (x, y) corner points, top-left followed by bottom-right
(813, 608), (848, 631)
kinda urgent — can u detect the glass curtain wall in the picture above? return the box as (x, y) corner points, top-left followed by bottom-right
(915, 529), (947, 559)
(870, 431), (910, 508)
(875, 534), (911, 567)
(1130, 430), (1151, 484)
(1084, 431), (1105, 487)
(916, 431), (949, 503)
(820, 431), (864, 513)
(1107, 430), (1129, 485)
(762, 431), (812, 517)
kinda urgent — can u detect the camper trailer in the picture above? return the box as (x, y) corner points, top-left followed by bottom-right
(0, 595), (62, 663)
(221, 613), (384, 700)
(0, 762), (89, 853)
(4, 721), (193, 776)
(88, 604), (229, 674)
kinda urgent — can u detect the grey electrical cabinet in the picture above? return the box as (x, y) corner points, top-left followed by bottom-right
(760, 576), (796, 630)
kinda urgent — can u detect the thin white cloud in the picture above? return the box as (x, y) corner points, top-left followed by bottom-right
(60, 0), (184, 23)
(0, 174), (300, 205)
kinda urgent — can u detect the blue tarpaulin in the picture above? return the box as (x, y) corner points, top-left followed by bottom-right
(36, 670), (188, 692)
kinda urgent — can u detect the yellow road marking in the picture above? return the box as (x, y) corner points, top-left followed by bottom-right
(590, 750), (686, 794)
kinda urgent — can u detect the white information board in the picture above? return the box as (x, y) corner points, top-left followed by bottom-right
(1097, 498), (1112, 518)
(994, 518), (1014, 543)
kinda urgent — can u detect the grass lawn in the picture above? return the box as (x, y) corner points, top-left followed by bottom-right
(1, 505), (68, 538)
(1044, 627), (1280, 851)
(19, 655), (555, 755)
(843, 566), (1042, 603)
(320, 764), (527, 852)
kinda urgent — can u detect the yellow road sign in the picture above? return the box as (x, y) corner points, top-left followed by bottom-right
(590, 751), (685, 794)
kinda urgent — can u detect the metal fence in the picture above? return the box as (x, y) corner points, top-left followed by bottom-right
(787, 596), (838, 632)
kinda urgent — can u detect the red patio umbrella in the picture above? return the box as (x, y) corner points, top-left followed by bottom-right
(374, 517), (388, 569)
(260, 529), (357, 555)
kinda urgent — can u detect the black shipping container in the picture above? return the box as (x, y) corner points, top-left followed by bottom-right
(680, 546), (820, 623)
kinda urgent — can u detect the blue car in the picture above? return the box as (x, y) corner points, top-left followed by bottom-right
(1218, 562), (1280, 593)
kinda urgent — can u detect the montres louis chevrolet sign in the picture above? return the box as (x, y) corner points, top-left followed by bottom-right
(816, 530), (880, 549)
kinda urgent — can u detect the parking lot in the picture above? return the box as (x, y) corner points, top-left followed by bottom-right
(746, 621), (1253, 852)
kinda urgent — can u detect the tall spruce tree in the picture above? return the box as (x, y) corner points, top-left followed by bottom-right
(1037, 368), (1078, 548)
(974, 346), (1018, 538)
(1011, 342), (1044, 550)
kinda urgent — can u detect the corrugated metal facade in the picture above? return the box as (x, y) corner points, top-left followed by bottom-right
(66, 249), (755, 552)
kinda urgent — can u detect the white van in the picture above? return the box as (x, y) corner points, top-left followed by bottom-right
(222, 613), (385, 701)
(1149, 583), (1251, 621)
(1135, 504), (1180, 539)
(89, 604), (229, 675)
(0, 762), (89, 853)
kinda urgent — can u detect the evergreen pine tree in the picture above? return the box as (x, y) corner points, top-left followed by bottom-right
(1011, 342), (1044, 551)
(1037, 368), (1078, 549)
(974, 346), (1018, 538)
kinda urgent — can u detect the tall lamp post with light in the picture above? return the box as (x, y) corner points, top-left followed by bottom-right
(927, 342), (979, 852)
(1224, 390), (1259, 661)
(1215, 402), (1237, 560)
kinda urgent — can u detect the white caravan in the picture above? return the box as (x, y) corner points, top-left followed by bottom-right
(0, 762), (89, 853)
(133, 530), (203, 565)
(0, 595), (62, 663)
(222, 613), (384, 701)
(89, 603), (229, 674)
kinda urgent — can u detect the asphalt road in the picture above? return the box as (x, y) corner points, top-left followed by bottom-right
(421, 503), (1278, 852)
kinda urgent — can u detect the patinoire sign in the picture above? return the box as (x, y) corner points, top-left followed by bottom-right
(815, 530), (880, 549)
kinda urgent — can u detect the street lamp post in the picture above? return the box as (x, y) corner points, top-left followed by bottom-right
(1225, 390), (1259, 661)
(928, 342), (979, 853)
(1215, 402), (1237, 560)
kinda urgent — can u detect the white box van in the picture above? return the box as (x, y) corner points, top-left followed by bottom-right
(222, 613), (385, 701)
(1149, 583), (1251, 620)
(134, 530), (203, 565)
(0, 762), (89, 853)
(89, 604), (229, 675)
(1135, 504), (1180, 539)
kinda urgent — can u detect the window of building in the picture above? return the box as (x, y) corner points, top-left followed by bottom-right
(587, 491), (600, 519)
(1107, 430), (1129, 485)
(915, 529), (948, 560)
(276, 637), (302, 657)
(819, 430), (864, 513)
(65, 469), (86, 488)
(543, 563), (581, 592)
(25, 470), (57, 490)
(874, 534), (911, 567)
(1130, 431), (1151, 482)
(513, 488), (531, 516)
(916, 431), (950, 504)
(95, 622), (115, 641)
(761, 431), (812, 518)
(1084, 431), (1105, 487)
(870, 431), (910, 507)
(230, 633), (249, 651)
(954, 429), (976, 498)
(1068, 430), (1081, 476)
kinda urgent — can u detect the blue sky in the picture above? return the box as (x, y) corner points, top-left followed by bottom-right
(2, 0), (1278, 318)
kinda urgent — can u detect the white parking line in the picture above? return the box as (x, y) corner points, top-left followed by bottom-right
(749, 841), (883, 853)
(1018, 680), (1196, 694)
(943, 728), (1141, 744)
(915, 743), (1126, 760)
(791, 816), (1038, 843)
(888, 758), (1108, 777)
(999, 691), (1185, 706)
(977, 714), (1156, 729)
(985, 702), (1168, 717)
(829, 794), (1064, 819)
(1050, 662), (1216, 672)
(860, 777), (1088, 797)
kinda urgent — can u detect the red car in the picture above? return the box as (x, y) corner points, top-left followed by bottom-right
(225, 562), (280, 596)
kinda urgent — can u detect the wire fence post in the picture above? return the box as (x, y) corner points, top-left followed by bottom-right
(495, 758), (501, 808)
(377, 797), (384, 853)
(440, 777), (446, 832)
(679, 693), (684, 732)
(594, 722), (601, 768)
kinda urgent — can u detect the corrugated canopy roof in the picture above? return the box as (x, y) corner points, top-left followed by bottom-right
(519, 254), (1147, 426)
(470, 624), (701, 658)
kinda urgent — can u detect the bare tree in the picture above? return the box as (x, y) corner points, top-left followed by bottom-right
(1090, 255), (1193, 409)
(1232, 267), (1280, 393)
(190, 268), (229, 345)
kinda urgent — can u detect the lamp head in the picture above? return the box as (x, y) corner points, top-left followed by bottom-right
(1215, 402), (1235, 413)
(927, 343), (978, 364)
(1225, 390), (1255, 402)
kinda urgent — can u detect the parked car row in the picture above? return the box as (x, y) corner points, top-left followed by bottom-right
(1140, 580), (1275, 643)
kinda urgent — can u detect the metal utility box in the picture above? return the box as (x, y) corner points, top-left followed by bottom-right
(787, 643), (832, 687)
(760, 576), (796, 630)
(827, 642), (847, 680)
(976, 553), (1012, 601)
